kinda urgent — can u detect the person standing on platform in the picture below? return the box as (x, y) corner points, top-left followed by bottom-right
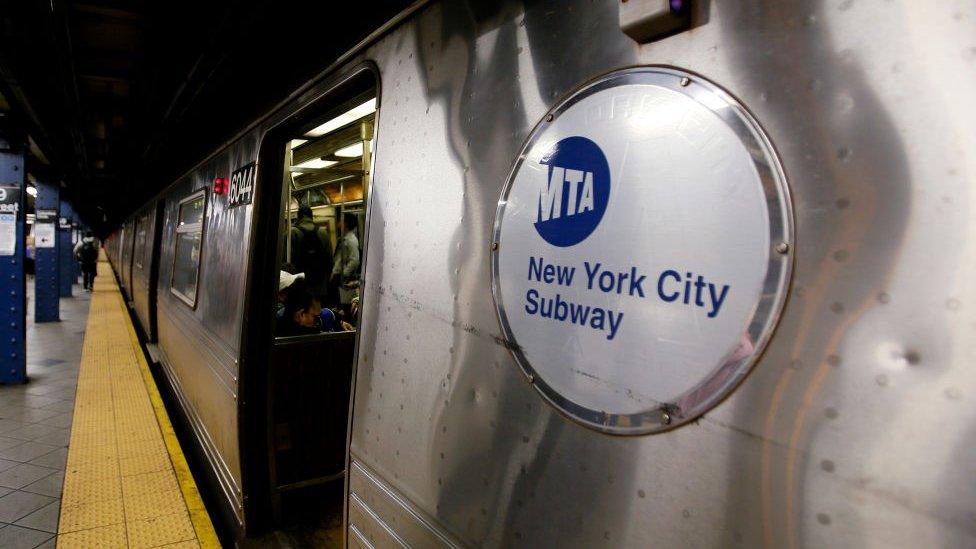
(331, 213), (360, 312)
(73, 231), (100, 292)
(289, 205), (333, 303)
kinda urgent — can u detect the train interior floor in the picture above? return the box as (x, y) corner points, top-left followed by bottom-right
(0, 259), (218, 548)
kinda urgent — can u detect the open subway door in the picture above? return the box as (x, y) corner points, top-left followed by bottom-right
(242, 68), (377, 536)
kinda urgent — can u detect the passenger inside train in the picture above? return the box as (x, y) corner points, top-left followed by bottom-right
(275, 94), (370, 336)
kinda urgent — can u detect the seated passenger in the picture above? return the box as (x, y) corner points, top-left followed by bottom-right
(318, 306), (355, 332)
(278, 271), (305, 321)
(279, 289), (322, 336)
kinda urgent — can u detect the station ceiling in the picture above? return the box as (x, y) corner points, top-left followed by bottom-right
(0, 0), (413, 233)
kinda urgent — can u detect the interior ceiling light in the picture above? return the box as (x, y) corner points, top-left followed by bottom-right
(304, 98), (376, 138)
(292, 158), (337, 170)
(334, 142), (363, 158)
(26, 185), (37, 197)
(290, 139), (308, 149)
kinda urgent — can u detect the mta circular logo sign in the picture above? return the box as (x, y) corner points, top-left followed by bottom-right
(534, 136), (611, 247)
(491, 67), (794, 436)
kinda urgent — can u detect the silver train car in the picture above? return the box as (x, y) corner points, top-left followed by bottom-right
(105, 1), (976, 546)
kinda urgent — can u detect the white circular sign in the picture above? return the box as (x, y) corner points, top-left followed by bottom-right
(491, 67), (793, 434)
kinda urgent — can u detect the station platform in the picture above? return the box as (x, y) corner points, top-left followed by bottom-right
(0, 259), (219, 548)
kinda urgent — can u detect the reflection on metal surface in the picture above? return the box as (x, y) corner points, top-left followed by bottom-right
(350, 0), (976, 547)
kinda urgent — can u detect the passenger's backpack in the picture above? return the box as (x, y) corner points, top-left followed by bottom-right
(80, 241), (98, 263)
(297, 226), (328, 281)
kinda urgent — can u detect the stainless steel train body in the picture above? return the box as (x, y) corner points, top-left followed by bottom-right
(105, 1), (976, 546)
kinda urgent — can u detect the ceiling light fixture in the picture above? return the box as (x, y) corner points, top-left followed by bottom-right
(334, 142), (363, 158)
(292, 158), (337, 170)
(304, 98), (376, 138)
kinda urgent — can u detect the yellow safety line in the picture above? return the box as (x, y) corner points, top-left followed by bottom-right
(61, 259), (221, 548)
(120, 280), (222, 548)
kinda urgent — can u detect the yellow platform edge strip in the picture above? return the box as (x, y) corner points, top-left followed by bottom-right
(118, 282), (222, 548)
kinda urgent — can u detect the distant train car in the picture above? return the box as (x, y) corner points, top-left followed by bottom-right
(106, 1), (976, 546)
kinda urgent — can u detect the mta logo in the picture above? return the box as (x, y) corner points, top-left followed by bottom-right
(534, 136), (610, 247)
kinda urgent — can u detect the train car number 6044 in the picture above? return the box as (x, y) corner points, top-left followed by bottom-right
(228, 162), (256, 208)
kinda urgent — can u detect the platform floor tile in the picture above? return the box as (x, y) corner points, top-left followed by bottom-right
(57, 261), (217, 548)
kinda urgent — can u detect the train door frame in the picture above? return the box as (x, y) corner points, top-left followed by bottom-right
(147, 200), (165, 340)
(116, 223), (127, 287)
(238, 63), (380, 536)
(122, 218), (136, 300)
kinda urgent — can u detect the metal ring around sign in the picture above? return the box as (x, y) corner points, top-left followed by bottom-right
(490, 66), (794, 435)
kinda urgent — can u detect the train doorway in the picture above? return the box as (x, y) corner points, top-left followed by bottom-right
(242, 68), (377, 542)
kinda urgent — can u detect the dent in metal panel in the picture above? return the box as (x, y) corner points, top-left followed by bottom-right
(709, 3), (976, 547)
(350, 0), (976, 547)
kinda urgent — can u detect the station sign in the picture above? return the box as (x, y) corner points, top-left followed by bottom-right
(0, 186), (21, 256)
(228, 162), (256, 208)
(491, 67), (793, 435)
(0, 186), (21, 214)
(35, 209), (57, 248)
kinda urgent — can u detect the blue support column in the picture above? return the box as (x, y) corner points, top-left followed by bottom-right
(58, 200), (75, 297)
(0, 123), (26, 384)
(34, 181), (59, 322)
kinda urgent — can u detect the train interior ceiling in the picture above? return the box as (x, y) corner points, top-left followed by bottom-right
(260, 83), (375, 533)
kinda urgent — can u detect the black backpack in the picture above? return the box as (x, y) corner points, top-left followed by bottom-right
(297, 226), (329, 281)
(80, 241), (98, 263)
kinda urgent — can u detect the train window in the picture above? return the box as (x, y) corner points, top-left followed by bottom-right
(133, 214), (148, 270)
(276, 92), (373, 336)
(170, 190), (207, 307)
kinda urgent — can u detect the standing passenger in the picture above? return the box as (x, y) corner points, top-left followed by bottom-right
(289, 205), (332, 302)
(73, 231), (99, 292)
(331, 213), (360, 309)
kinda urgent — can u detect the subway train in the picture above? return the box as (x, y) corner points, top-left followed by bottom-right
(105, 1), (976, 547)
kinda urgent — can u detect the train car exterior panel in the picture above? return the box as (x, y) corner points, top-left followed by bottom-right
(153, 143), (257, 520)
(344, 1), (976, 547)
